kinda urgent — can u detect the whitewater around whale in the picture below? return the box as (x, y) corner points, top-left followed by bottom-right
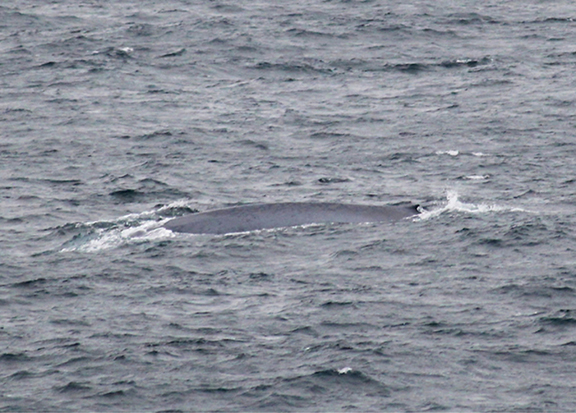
(163, 202), (420, 235)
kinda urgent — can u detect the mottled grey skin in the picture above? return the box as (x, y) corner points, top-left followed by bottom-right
(163, 202), (419, 234)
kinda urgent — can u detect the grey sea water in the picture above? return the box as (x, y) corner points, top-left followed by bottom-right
(2, 0), (576, 411)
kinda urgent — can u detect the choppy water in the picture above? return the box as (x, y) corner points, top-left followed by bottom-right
(2, 1), (576, 411)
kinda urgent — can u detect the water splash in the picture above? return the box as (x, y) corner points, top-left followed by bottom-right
(415, 190), (525, 221)
(60, 221), (174, 253)
(463, 174), (490, 180)
(435, 150), (459, 156)
(59, 202), (192, 253)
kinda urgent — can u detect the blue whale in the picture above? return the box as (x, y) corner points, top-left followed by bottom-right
(163, 202), (419, 234)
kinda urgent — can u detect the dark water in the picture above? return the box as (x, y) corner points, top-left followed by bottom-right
(2, 1), (576, 411)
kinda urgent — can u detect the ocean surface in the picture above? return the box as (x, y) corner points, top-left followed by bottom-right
(2, 1), (576, 411)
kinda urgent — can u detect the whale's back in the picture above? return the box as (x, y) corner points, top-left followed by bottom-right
(163, 202), (418, 234)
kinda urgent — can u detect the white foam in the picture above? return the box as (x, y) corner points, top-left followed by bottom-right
(60, 201), (198, 253)
(61, 220), (175, 253)
(436, 150), (459, 156)
(415, 190), (525, 221)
